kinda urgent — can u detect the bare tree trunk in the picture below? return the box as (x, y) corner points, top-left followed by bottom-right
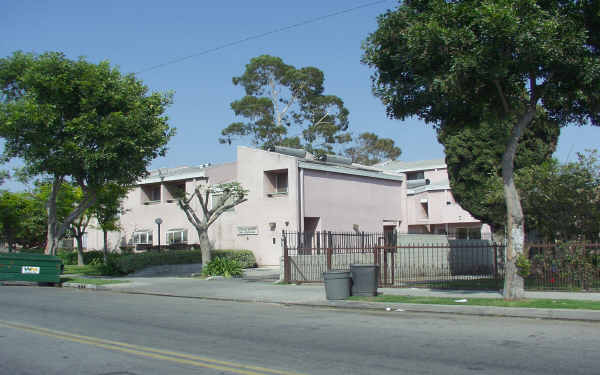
(502, 108), (536, 300)
(197, 228), (212, 264)
(103, 230), (109, 265)
(44, 177), (62, 255)
(75, 234), (85, 266)
(44, 177), (97, 256)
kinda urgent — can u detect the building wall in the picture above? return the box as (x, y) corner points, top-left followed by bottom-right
(208, 147), (300, 265)
(302, 169), (403, 232)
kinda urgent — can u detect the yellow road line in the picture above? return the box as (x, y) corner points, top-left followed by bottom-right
(0, 320), (308, 375)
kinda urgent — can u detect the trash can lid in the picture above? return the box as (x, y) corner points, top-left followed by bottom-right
(323, 270), (351, 279)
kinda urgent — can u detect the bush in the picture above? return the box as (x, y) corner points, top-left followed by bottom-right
(116, 250), (205, 275)
(202, 257), (243, 278)
(56, 248), (256, 276)
(57, 250), (105, 265)
(18, 248), (46, 254)
(211, 250), (256, 268)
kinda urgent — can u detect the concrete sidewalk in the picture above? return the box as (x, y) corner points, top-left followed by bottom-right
(71, 269), (600, 322)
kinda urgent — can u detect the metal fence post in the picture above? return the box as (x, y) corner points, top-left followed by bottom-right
(327, 231), (333, 271)
(283, 231), (290, 283)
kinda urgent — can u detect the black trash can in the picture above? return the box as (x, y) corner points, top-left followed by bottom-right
(350, 264), (379, 296)
(323, 270), (352, 300)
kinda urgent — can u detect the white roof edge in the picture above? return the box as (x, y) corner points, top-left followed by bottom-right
(396, 164), (447, 173)
(299, 161), (404, 181)
(139, 171), (207, 185)
(407, 183), (450, 195)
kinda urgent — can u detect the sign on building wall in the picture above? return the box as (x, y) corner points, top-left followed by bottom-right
(237, 226), (259, 235)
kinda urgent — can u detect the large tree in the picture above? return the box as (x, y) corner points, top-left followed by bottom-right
(363, 0), (600, 299)
(0, 51), (174, 255)
(220, 55), (351, 156)
(178, 181), (247, 264)
(344, 132), (401, 165)
(438, 115), (559, 230)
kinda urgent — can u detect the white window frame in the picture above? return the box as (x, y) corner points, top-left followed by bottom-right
(167, 229), (188, 244)
(133, 231), (153, 245)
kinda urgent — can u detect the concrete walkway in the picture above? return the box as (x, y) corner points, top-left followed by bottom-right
(65, 267), (600, 322)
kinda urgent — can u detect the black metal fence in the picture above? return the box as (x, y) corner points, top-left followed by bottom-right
(527, 242), (600, 291)
(282, 231), (504, 289)
(282, 231), (600, 291)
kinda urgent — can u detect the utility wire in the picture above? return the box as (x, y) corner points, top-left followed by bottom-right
(135, 0), (389, 74)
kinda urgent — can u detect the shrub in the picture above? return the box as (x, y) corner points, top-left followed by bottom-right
(18, 248), (46, 254)
(211, 250), (256, 268)
(116, 250), (205, 275)
(57, 250), (105, 265)
(202, 257), (243, 278)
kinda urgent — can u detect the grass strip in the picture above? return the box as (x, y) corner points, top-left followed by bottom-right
(61, 277), (129, 286)
(347, 295), (600, 310)
(63, 264), (105, 276)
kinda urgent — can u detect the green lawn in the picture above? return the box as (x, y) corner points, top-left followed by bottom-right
(60, 277), (129, 286)
(62, 264), (105, 276)
(347, 295), (600, 310)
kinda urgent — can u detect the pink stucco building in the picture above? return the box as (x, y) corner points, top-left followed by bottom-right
(85, 147), (488, 265)
(375, 159), (490, 239)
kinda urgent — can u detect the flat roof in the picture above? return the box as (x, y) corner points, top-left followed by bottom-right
(375, 158), (446, 173)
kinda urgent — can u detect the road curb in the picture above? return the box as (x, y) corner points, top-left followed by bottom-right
(93, 287), (600, 322)
(61, 282), (109, 290)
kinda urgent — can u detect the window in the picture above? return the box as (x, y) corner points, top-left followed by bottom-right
(167, 229), (188, 244)
(406, 171), (425, 180)
(456, 227), (481, 240)
(133, 231), (153, 244)
(142, 184), (161, 204)
(264, 169), (288, 195)
(165, 182), (186, 202)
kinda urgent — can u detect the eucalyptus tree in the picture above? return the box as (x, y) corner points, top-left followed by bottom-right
(220, 55), (351, 156)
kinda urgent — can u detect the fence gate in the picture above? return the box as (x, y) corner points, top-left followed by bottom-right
(282, 231), (504, 289)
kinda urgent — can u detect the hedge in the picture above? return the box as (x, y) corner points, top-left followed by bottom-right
(58, 250), (105, 265)
(112, 249), (256, 275)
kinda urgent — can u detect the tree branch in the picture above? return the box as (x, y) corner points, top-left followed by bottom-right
(493, 80), (510, 114)
(207, 197), (248, 227)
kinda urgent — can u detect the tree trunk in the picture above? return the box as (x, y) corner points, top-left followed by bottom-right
(103, 230), (108, 265)
(75, 234), (85, 266)
(44, 178), (61, 255)
(198, 228), (212, 264)
(502, 108), (536, 300)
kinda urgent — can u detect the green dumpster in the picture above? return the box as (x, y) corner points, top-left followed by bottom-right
(0, 253), (63, 285)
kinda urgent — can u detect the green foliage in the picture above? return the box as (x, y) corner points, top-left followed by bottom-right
(517, 150), (600, 241)
(363, 1), (600, 297)
(438, 117), (559, 229)
(528, 242), (600, 290)
(515, 254), (531, 278)
(211, 249), (256, 268)
(220, 55), (351, 155)
(201, 257), (243, 278)
(56, 249), (256, 276)
(57, 250), (104, 265)
(0, 51), (175, 253)
(115, 250), (204, 275)
(344, 132), (401, 165)
(0, 190), (46, 249)
(363, 1), (600, 128)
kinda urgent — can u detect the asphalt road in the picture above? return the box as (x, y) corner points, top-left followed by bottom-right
(1, 286), (598, 375)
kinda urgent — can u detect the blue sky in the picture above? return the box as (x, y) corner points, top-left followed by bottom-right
(1, 0), (598, 189)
